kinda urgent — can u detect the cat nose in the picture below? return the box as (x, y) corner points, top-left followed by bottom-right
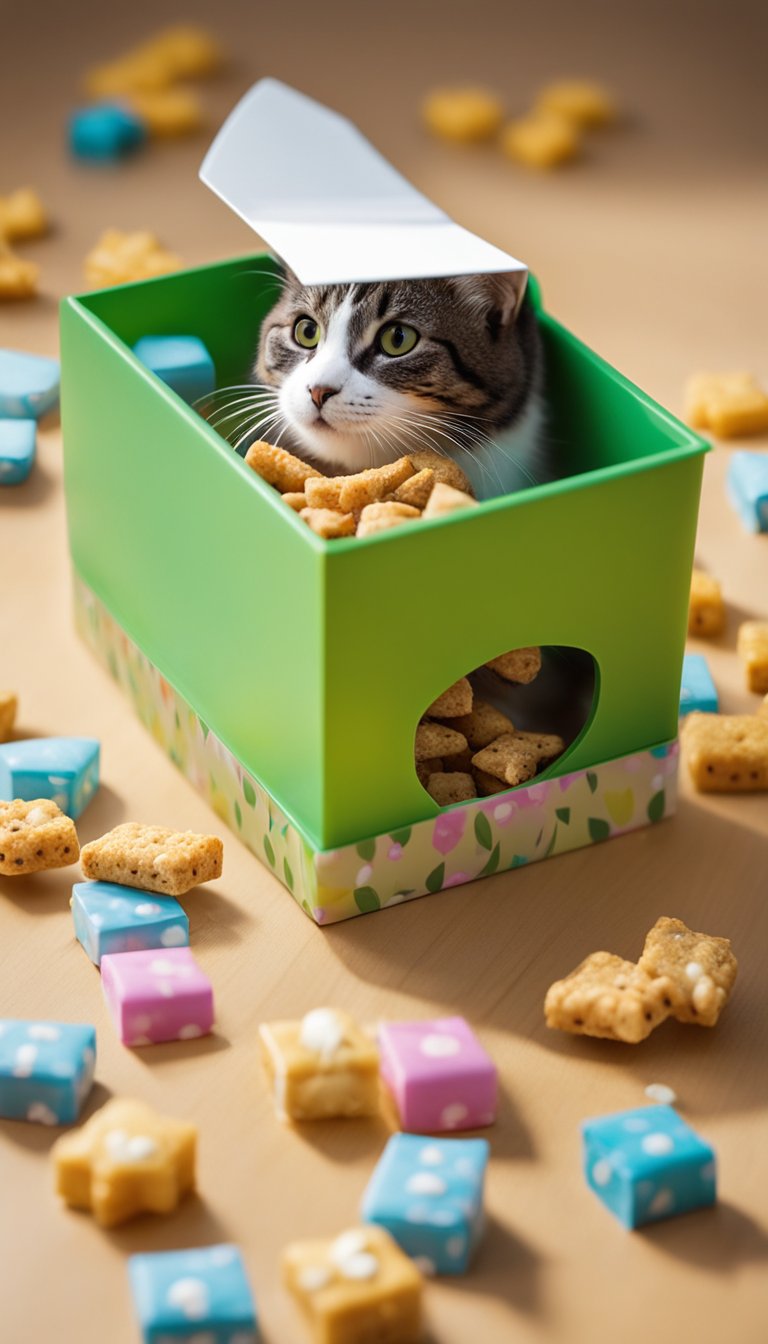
(309, 385), (340, 409)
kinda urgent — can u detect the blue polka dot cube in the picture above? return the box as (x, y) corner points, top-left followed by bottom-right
(69, 103), (147, 161)
(361, 1133), (489, 1275)
(727, 450), (768, 533)
(0, 737), (100, 818)
(72, 880), (190, 966)
(0, 419), (36, 484)
(132, 335), (216, 405)
(0, 348), (60, 419)
(679, 653), (718, 716)
(0, 1019), (96, 1125)
(128, 1244), (259, 1344)
(582, 1105), (717, 1229)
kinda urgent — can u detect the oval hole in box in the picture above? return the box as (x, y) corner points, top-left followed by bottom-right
(417, 646), (597, 805)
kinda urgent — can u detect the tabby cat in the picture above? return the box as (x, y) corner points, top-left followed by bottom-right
(213, 269), (548, 500)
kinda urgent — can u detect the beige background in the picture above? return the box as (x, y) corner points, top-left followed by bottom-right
(2, 2), (768, 1341)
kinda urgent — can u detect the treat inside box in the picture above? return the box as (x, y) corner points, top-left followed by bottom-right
(61, 81), (708, 924)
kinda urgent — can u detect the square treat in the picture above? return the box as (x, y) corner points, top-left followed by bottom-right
(727, 450), (768, 533)
(582, 1105), (716, 1229)
(0, 798), (80, 876)
(71, 880), (189, 966)
(53, 1096), (197, 1227)
(0, 736), (99, 818)
(129, 1244), (258, 1343)
(101, 947), (214, 1046)
(0, 419), (36, 484)
(688, 568), (725, 638)
(361, 1133), (489, 1275)
(679, 653), (718, 716)
(0, 1020), (95, 1125)
(737, 620), (768, 695)
(378, 1016), (497, 1132)
(80, 821), (223, 895)
(259, 1008), (380, 1122)
(283, 1225), (423, 1344)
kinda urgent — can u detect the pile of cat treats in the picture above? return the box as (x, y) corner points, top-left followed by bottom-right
(243, 440), (479, 538)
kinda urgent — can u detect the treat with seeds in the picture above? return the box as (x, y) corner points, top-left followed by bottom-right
(453, 698), (515, 749)
(427, 677), (473, 719)
(737, 620), (768, 694)
(244, 438), (323, 493)
(544, 951), (674, 1043)
(0, 799), (79, 876)
(80, 822), (222, 895)
(474, 767), (509, 795)
(415, 757), (443, 787)
(681, 711), (768, 792)
(688, 568), (725, 637)
(427, 772), (477, 805)
(486, 646), (542, 683)
(638, 917), (738, 1028)
(414, 721), (468, 762)
(471, 728), (563, 786)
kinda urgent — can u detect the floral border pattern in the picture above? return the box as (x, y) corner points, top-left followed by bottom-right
(74, 573), (679, 926)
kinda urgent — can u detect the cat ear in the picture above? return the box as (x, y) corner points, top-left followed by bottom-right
(448, 271), (528, 326)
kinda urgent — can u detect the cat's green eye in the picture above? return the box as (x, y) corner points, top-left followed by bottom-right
(293, 316), (321, 349)
(377, 322), (419, 357)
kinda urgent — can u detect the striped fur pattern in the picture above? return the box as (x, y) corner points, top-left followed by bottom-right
(207, 269), (548, 499)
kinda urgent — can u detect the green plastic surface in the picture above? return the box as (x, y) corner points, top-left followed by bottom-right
(61, 255), (707, 849)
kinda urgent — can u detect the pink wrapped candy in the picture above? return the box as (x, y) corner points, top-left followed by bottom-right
(101, 947), (214, 1047)
(378, 1015), (497, 1133)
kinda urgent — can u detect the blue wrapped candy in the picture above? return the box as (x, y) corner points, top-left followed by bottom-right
(0, 1020), (96, 1125)
(727, 450), (768, 533)
(679, 653), (718, 716)
(133, 335), (216, 406)
(69, 103), (147, 161)
(0, 419), (36, 484)
(0, 349), (59, 419)
(582, 1104), (716, 1229)
(128, 1245), (259, 1343)
(0, 737), (99, 818)
(360, 1132), (489, 1275)
(72, 880), (190, 965)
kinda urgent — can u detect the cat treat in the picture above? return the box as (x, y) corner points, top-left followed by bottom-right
(426, 678), (473, 719)
(534, 80), (617, 128)
(392, 468), (435, 508)
(0, 692), (17, 742)
(245, 437), (323, 493)
(356, 501), (421, 538)
(501, 111), (581, 169)
(422, 86), (504, 143)
(427, 771), (477, 804)
(681, 711), (768, 791)
(485, 647), (542, 683)
(452, 699), (515, 749)
(80, 822), (223, 895)
(688, 568), (726, 637)
(414, 722), (469, 762)
(638, 916), (738, 1028)
(300, 507), (356, 539)
(422, 481), (479, 519)
(0, 798), (80, 876)
(283, 1225), (423, 1344)
(84, 229), (182, 288)
(685, 371), (768, 438)
(544, 951), (674, 1043)
(260, 1008), (380, 1122)
(53, 1096), (197, 1227)
(737, 620), (768, 694)
(0, 246), (39, 300)
(0, 188), (49, 242)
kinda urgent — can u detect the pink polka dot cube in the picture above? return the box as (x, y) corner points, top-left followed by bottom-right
(378, 1016), (497, 1133)
(101, 946), (214, 1047)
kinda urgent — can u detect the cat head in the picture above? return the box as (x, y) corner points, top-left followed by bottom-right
(250, 270), (534, 475)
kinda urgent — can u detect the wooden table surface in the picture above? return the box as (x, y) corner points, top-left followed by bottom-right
(2, 2), (768, 1340)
